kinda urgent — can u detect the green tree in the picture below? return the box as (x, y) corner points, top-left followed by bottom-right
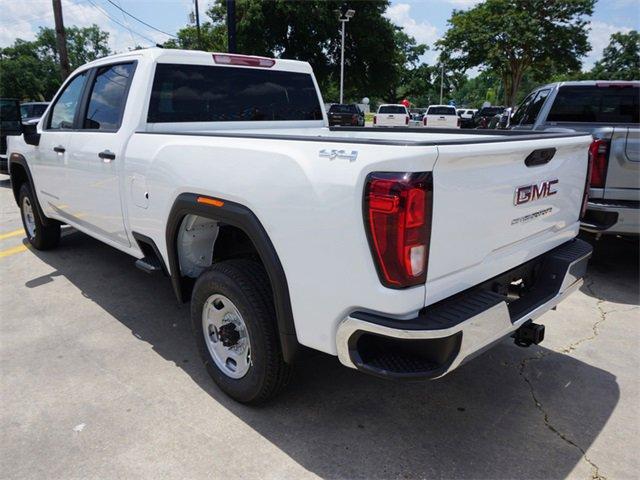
(437, 0), (594, 106)
(591, 30), (640, 80)
(0, 25), (111, 100)
(167, 0), (426, 102)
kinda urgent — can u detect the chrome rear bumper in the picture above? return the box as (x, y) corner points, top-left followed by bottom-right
(336, 239), (592, 380)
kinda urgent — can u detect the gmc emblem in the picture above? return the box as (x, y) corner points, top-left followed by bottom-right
(514, 179), (558, 205)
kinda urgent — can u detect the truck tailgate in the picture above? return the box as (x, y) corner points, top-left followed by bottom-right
(425, 134), (591, 305)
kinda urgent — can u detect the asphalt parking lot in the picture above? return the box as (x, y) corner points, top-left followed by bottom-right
(0, 176), (638, 480)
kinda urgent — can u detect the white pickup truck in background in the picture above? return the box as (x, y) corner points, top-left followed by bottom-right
(373, 104), (410, 127)
(423, 105), (460, 129)
(6, 48), (593, 404)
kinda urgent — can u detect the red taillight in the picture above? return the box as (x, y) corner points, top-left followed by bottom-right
(423, 117), (427, 126)
(457, 117), (461, 127)
(405, 116), (409, 125)
(588, 139), (609, 188)
(212, 53), (276, 68)
(581, 145), (594, 219)
(364, 172), (433, 288)
(352, 114), (358, 125)
(373, 115), (377, 125)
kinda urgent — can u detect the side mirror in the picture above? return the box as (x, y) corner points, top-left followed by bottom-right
(23, 123), (40, 146)
(0, 99), (23, 136)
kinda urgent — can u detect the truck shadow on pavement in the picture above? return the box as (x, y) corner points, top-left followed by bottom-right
(579, 235), (639, 306)
(25, 231), (621, 479)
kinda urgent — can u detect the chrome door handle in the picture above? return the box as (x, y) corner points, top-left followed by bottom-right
(53, 146), (65, 153)
(98, 150), (116, 162)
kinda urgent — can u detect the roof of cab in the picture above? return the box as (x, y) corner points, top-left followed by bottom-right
(75, 47), (314, 74)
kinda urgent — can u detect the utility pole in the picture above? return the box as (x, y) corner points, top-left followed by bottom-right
(194, 0), (202, 50)
(439, 63), (444, 104)
(52, 0), (70, 80)
(226, 0), (237, 53)
(337, 5), (355, 104)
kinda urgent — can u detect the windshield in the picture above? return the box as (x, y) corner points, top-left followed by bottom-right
(428, 106), (456, 115)
(378, 106), (406, 114)
(547, 85), (639, 123)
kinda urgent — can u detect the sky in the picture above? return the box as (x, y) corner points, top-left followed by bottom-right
(1, 0), (639, 72)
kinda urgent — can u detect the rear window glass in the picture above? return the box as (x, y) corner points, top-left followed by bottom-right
(329, 104), (358, 114)
(478, 107), (504, 116)
(148, 64), (323, 123)
(427, 107), (456, 115)
(547, 86), (640, 123)
(378, 106), (407, 114)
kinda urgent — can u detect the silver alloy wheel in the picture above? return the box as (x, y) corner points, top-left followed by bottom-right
(202, 294), (252, 379)
(22, 196), (36, 239)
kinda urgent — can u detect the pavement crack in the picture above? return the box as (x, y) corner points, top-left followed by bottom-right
(560, 279), (608, 354)
(518, 355), (606, 480)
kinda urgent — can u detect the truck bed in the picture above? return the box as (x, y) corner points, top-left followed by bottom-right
(143, 125), (589, 146)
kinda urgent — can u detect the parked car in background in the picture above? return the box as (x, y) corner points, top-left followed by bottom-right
(373, 104), (409, 127)
(423, 105), (460, 128)
(489, 107), (512, 129)
(409, 108), (426, 126)
(474, 106), (506, 128)
(20, 102), (49, 124)
(459, 108), (478, 128)
(509, 80), (639, 236)
(327, 104), (364, 127)
(1, 98), (21, 174)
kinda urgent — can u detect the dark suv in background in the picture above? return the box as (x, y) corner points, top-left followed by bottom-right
(327, 104), (365, 127)
(509, 81), (639, 236)
(0, 98), (21, 174)
(474, 106), (506, 128)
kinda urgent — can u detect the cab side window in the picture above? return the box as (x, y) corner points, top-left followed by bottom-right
(83, 63), (135, 131)
(47, 73), (88, 130)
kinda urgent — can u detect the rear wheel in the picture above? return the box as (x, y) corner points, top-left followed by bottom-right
(19, 183), (60, 250)
(190, 259), (292, 404)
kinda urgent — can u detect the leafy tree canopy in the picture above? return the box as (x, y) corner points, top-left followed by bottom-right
(591, 30), (640, 81)
(166, 0), (426, 102)
(437, 0), (595, 106)
(0, 25), (111, 100)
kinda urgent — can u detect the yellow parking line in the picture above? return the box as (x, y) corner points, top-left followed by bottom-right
(0, 244), (28, 258)
(0, 229), (24, 241)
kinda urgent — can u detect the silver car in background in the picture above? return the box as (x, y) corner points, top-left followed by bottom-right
(509, 81), (639, 236)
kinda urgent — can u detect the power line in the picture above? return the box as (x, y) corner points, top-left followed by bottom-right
(115, 0), (137, 46)
(86, 0), (156, 44)
(103, 0), (177, 38)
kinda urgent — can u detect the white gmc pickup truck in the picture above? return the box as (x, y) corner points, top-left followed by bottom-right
(6, 49), (593, 404)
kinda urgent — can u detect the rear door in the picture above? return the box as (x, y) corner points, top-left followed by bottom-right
(32, 71), (90, 216)
(62, 62), (136, 246)
(426, 134), (591, 305)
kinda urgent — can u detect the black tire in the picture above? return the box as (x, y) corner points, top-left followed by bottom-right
(18, 183), (60, 250)
(191, 259), (292, 404)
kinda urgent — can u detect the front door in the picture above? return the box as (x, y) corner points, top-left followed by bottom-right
(33, 72), (89, 216)
(62, 62), (136, 247)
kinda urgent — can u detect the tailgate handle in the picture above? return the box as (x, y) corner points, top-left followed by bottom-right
(525, 148), (556, 167)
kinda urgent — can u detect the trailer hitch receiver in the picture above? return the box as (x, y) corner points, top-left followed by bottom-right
(513, 321), (545, 347)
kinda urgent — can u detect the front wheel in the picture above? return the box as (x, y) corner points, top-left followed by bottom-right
(19, 183), (60, 250)
(190, 259), (292, 404)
